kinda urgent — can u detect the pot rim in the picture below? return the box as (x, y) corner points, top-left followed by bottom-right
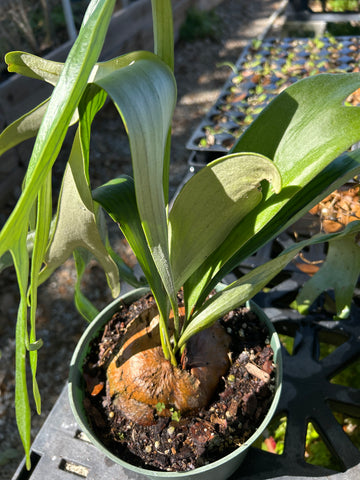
(68, 287), (283, 478)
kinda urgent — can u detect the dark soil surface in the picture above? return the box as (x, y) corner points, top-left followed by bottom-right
(82, 293), (276, 472)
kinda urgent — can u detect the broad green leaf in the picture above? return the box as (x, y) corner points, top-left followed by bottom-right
(178, 221), (360, 348)
(190, 148), (360, 310)
(78, 83), (108, 183)
(293, 234), (360, 318)
(6, 52), (64, 85)
(93, 176), (174, 360)
(0, 100), (48, 156)
(233, 73), (360, 185)
(94, 200), (142, 288)
(0, 99), (80, 157)
(0, 0), (116, 259)
(94, 52), (178, 318)
(93, 176), (165, 303)
(169, 153), (281, 290)
(39, 129), (119, 297)
(184, 73), (360, 312)
(64, 82), (112, 323)
(0, 64), (101, 160)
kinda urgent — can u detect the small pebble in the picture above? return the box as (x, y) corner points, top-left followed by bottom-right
(167, 426), (175, 436)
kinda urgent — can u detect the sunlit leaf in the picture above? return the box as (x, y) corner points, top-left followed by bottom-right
(39, 129), (119, 298)
(94, 52), (178, 317)
(93, 175), (173, 359)
(152, 0), (175, 203)
(151, 0), (174, 70)
(93, 176), (166, 305)
(0, 100), (48, 156)
(179, 221), (360, 347)
(28, 171), (52, 415)
(0, 0), (116, 259)
(169, 153), (281, 290)
(185, 73), (360, 312)
(6, 52), (64, 85)
(78, 83), (107, 183)
(11, 229), (31, 470)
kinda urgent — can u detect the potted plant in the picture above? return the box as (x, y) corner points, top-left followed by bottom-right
(2, 0), (360, 477)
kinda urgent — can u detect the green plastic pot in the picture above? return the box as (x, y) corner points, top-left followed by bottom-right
(68, 287), (283, 480)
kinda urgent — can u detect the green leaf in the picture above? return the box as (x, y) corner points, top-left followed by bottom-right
(93, 176), (174, 360)
(151, 0), (174, 70)
(0, 63), (102, 160)
(27, 339), (44, 351)
(0, 99), (48, 156)
(293, 234), (360, 318)
(64, 81), (112, 323)
(28, 171), (52, 415)
(178, 221), (360, 348)
(232, 74), (360, 181)
(6, 52), (64, 85)
(93, 176), (165, 302)
(0, 99), (79, 157)
(39, 129), (120, 298)
(0, 0), (116, 259)
(73, 248), (100, 322)
(151, 0), (174, 202)
(94, 52), (177, 315)
(10, 229), (31, 470)
(184, 73), (360, 312)
(78, 83), (108, 183)
(169, 152), (281, 290)
(197, 149), (360, 306)
(105, 241), (145, 288)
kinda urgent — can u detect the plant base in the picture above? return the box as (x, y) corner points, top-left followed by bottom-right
(79, 292), (277, 472)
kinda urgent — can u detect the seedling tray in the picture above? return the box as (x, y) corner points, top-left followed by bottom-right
(288, 0), (360, 22)
(187, 35), (360, 166)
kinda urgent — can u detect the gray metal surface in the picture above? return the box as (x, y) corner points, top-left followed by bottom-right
(11, 386), (145, 480)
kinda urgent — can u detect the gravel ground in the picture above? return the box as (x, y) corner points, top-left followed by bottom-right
(0, 1), (284, 478)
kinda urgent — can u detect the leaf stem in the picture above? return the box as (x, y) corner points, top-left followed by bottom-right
(158, 311), (177, 366)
